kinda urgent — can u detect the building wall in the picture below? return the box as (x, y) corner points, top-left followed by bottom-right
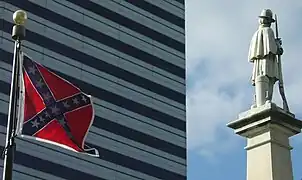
(0, 0), (186, 179)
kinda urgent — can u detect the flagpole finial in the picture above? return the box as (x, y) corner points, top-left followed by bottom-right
(13, 10), (27, 25)
(12, 10), (27, 41)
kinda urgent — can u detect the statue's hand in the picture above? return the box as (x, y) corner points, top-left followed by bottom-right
(276, 38), (282, 45)
(275, 38), (283, 55)
(277, 47), (284, 55)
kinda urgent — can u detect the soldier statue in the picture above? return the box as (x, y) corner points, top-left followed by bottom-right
(248, 9), (289, 111)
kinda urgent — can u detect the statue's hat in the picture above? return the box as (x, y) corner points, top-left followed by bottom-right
(259, 9), (275, 22)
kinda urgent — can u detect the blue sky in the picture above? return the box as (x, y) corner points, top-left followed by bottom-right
(186, 0), (302, 179)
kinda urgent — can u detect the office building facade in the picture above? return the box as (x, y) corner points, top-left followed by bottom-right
(0, 0), (186, 179)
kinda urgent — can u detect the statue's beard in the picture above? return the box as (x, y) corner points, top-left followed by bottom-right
(259, 18), (271, 26)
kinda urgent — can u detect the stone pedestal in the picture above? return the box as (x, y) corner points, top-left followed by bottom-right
(227, 103), (302, 180)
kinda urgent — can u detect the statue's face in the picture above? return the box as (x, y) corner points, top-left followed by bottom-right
(259, 18), (271, 26)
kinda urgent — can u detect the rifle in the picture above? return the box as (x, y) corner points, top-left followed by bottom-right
(275, 14), (289, 112)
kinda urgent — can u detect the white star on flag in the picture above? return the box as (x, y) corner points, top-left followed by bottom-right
(31, 119), (40, 128)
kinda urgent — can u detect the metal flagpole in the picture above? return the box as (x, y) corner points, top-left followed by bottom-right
(2, 10), (27, 180)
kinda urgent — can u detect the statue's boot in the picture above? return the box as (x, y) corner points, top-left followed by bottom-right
(251, 94), (257, 109)
(255, 75), (269, 107)
(265, 77), (274, 104)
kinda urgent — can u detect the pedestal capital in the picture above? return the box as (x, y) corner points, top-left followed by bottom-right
(227, 103), (302, 138)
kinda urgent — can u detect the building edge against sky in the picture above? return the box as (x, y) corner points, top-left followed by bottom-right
(0, 1), (186, 180)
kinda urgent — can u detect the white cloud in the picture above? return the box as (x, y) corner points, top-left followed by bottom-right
(186, 0), (302, 158)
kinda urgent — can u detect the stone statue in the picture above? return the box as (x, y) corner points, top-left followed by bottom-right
(248, 9), (289, 111)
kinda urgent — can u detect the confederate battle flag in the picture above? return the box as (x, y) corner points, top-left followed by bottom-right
(16, 53), (99, 157)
